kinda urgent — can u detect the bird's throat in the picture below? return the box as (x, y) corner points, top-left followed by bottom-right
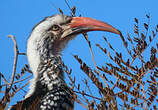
(26, 35), (65, 98)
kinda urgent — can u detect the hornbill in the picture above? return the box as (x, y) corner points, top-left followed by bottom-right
(10, 14), (120, 110)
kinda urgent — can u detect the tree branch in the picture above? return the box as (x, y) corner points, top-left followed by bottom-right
(7, 35), (18, 93)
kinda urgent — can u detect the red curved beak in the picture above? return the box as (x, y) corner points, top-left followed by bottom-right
(70, 17), (121, 35)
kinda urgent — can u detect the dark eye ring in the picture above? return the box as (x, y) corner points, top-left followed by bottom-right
(51, 25), (60, 31)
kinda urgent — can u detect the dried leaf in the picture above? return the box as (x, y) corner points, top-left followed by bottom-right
(149, 36), (152, 42)
(144, 23), (148, 30)
(15, 73), (20, 80)
(126, 59), (130, 66)
(72, 6), (76, 16)
(146, 14), (150, 19)
(103, 37), (107, 42)
(150, 76), (156, 82)
(96, 44), (107, 54)
(59, 8), (63, 14)
(153, 105), (157, 110)
(25, 64), (29, 69)
(141, 33), (145, 40)
(151, 47), (156, 54)
(14, 85), (17, 90)
(156, 25), (158, 32)
(77, 84), (80, 90)
(134, 18), (138, 24)
(28, 70), (32, 74)
(152, 31), (155, 38)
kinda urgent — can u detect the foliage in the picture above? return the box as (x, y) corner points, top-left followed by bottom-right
(65, 14), (158, 110)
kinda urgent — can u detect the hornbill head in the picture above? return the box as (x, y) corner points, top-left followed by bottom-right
(28, 14), (120, 55)
(27, 14), (120, 74)
(10, 14), (121, 110)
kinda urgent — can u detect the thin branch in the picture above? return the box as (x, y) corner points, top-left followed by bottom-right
(7, 81), (30, 107)
(74, 90), (101, 100)
(64, 0), (76, 16)
(0, 72), (10, 86)
(83, 33), (109, 88)
(64, 0), (72, 12)
(0, 35), (19, 109)
(1, 75), (32, 87)
(49, 1), (64, 14)
(142, 83), (147, 110)
(18, 53), (26, 55)
(85, 80), (98, 105)
(7, 35), (18, 93)
(119, 33), (133, 58)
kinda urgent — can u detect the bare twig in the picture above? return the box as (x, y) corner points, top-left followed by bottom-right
(1, 75), (32, 87)
(64, 0), (77, 17)
(64, 0), (72, 12)
(49, 1), (64, 14)
(18, 53), (26, 55)
(0, 72), (10, 86)
(74, 90), (101, 100)
(142, 83), (147, 110)
(7, 35), (19, 93)
(7, 81), (30, 107)
(0, 35), (19, 109)
(83, 33), (109, 88)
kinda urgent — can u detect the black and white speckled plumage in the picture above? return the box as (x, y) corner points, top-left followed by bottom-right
(35, 56), (74, 110)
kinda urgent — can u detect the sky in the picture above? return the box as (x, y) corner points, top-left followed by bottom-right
(0, 0), (157, 109)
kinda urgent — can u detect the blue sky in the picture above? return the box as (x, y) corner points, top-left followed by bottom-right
(0, 0), (157, 109)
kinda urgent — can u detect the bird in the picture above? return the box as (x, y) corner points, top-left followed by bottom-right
(10, 14), (120, 110)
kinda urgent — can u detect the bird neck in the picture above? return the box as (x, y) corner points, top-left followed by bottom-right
(27, 31), (63, 76)
(26, 34), (65, 98)
(37, 55), (65, 90)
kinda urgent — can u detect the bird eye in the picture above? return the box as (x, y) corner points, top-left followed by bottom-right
(51, 25), (60, 31)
